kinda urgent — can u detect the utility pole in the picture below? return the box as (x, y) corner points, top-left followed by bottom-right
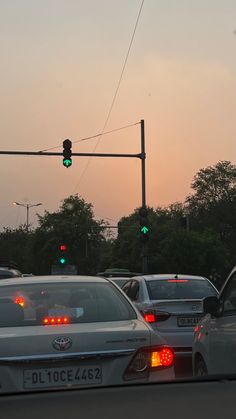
(13, 202), (42, 232)
(140, 119), (148, 274)
(141, 119), (146, 209)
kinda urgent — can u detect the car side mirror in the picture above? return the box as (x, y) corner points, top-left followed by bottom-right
(203, 296), (220, 317)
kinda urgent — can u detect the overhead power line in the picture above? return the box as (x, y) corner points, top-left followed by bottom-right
(39, 122), (139, 153)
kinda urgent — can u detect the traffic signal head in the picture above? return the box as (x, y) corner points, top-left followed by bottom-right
(59, 244), (67, 265)
(63, 139), (72, 168)
(139, 207), (150, 242)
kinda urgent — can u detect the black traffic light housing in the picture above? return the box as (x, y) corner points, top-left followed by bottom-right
(139, 206), (150, 243)
(58, 244), (68, 265)
(63, 139), (72, 168)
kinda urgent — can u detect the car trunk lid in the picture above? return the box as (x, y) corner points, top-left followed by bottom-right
(0, 320), (151, 358)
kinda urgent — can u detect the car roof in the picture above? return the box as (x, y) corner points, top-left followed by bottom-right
(0, 275), (109, 286)
(133, 274), (208, 281)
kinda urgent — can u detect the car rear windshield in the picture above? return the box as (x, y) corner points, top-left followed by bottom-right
(0, 282), (137, 327)
(147, 278), (218, 300)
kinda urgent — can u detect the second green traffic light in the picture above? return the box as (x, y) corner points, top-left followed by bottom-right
(63, 139), (72, 168)
(139, 207), (150, 243)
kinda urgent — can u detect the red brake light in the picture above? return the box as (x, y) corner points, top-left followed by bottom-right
(143, 313), (156, 323)
(167, 279), (188, 283)
(159, 348), (174, 367)
(43, 317), (70, 325)
(142, 310), (170, 323)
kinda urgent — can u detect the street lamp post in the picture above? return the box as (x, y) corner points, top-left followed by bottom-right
(13, 202), (42, 232)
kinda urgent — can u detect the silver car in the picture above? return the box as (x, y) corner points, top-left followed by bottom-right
(122, 274), (218, 357)
(193, 265), (236, 376)
(0, 275), (175, 393)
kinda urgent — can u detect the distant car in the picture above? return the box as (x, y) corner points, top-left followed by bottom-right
(97, 268), (141, 278)
(193, 266), (236, 376)
(121, 274), (218, 357)
(0, 275), (174, 393)
(0, 267), (22, 280)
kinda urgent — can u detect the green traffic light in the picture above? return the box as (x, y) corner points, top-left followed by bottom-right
(59, 257), (66, 264)
(63, 158), (72, 168)
(141, 226), (149, 234)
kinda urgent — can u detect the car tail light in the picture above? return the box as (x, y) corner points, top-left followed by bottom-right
(124, 346), (174, 380)
(14, 296), (25, 307)
(158, 348), (174, 367)
(43, 317), (70, 325)
(142, 310), (170, 323)
(143, 312), (156, 323)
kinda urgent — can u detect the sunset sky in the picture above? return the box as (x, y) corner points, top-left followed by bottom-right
(1, 0), (236, 229)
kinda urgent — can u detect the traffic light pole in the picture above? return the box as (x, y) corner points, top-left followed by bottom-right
(141, 120), (146, 208)
(0, 119), (148, 272)
(140, 120), (148, 274)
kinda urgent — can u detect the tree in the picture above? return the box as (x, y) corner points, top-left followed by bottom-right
(31, 195), (106, 274)
(186, 161), (236, 266)
(108, 202), (229, 285)
(157, 229), (229, 286)
(112, 210), (142, 271)
(0, 226), (33, 273)
(111, 204), (187, 273)
(187, 161), (236, 209)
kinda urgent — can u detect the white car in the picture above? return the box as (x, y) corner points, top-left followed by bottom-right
(193, 266), (236, 376)
(122, 274), (218, 357)
(0, 275), (174, 393)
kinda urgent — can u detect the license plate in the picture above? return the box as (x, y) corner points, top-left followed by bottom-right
(178, 316), (202, 327)
(23, 365), (102, 389)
